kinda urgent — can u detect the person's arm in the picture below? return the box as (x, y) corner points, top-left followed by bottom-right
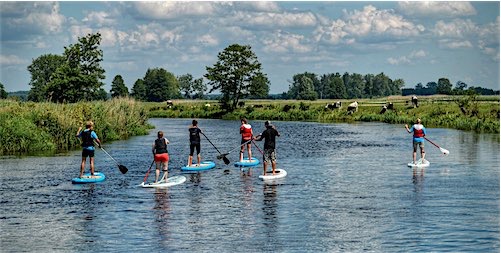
(152, 143), (156, 155)
(95, 138), (102, 148)
(90, 131), (101, 147)
(76, 127), (82, 137)
(405, 124), (411, 133)
(254, 132), (263, 141)
(165, 138), (170, 145)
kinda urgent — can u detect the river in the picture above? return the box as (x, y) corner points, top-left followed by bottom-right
(1, 118), (499, 252)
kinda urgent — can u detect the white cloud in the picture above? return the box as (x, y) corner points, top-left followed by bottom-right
(262, 31), (312, 54)
(132, 2), (218, 20)
(387, 49), (428, 65)
(6, 2), (65, 34)
(398, 2), (476, 18)
(196, 34), (219, 46)
(69, 25), (93, 42)
(433, 19), (477, 38)
(438, 39), (473, 49)
(82, 11), (116, 27)
(0, 54), (27, 65)
(233, 1), (281, 13)
(231, 11), (317, 29)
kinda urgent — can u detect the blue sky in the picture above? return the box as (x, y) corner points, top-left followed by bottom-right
(1, 1), (499, 93)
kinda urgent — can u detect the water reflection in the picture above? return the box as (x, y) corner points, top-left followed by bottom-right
(153, 188), (171, 246)
(262, 183), (278, 231)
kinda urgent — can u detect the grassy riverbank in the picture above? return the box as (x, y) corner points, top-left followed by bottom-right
(0, 98), (152, 155)
(147, 95), (500, 133)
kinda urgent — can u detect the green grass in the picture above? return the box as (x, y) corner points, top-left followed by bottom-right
(0, 98), (152, 155)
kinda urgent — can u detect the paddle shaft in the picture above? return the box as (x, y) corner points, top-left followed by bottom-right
(99, 146), (120, 166)
(424, 137), (440, 149)
(200, 132), (223, 154)
(143, 160), (155, 183)
(224, 139), (253, 155)
(252, 140), (264, 155)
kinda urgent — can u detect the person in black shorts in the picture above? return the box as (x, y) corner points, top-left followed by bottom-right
(254, 120), (280, 176)
(76, 121), (102, 178)
(188, 120), (202, 166)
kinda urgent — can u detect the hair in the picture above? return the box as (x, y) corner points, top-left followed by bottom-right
(265, 120), (271, 128)
(241, 118), (247, 124)
(86, 121), (94, 128)
(192, 119), (198, 126)
(416, 118), (422, 124)
(157, 131), (164, 138)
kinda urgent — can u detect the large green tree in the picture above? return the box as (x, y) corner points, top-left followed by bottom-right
(205, 44), (269, 111)
(143, 68), (180, 102)
(27, 54), (66, 102)
(0, 82), (7, 99)
(248, 72), (270, 99)
(46, 33), (106, 102)
(437, 78), (453, 94)
(288, 72), (319, 100)
(131, 79), (147, 101)
(177, 73), (206, 99)
(110, 75), (129, 98)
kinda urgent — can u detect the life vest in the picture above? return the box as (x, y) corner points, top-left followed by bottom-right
(413, 124), (425, 138)
(240, 124), (253, 140)
(155, 138), (168, 154)
(81, 130), (94, 147)
(189, 127), (201, 144)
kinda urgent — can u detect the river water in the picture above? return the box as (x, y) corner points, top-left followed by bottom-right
(1, 118), (499, 252)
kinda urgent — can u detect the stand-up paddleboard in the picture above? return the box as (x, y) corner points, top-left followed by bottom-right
(141, 175), (186, 188)
(181, 161), (216, 172)
(234, 157), (260, 168)
(259, 168), (287, 180)
(72, 172), (106, 184)
(407, 159), (430, 168)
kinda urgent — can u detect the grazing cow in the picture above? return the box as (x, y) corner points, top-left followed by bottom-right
(380, 105), (387, 114)
(411, 96), (418, 108)
(324, 101), (342, 110)
(253, 104), (264, 108)
(238, 101), (245, 108)
(166, 100), (173, 108)
(204, 103), (211, 108)
(387, 102), (394, 110)
(347, 101), (358, 114)
(283, 104), (292, 112)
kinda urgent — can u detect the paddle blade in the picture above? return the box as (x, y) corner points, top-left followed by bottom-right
(223, 156), (230, 165)
(119, 165), (128, 174)
(440, 147), (450, 155)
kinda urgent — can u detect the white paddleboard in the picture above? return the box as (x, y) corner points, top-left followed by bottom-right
(407, 159), (430, 168)
(259, 168), (287, 180)
(141, 175), (186, 188)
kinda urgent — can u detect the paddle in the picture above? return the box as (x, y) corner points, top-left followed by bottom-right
(99, 146), (128, 174)
(424, 137), (450, 155)
(217, 139), (253, 160)
(252, 140), (264, 155)
(200, 132), (230, 165)
(142, 160), (155, 183)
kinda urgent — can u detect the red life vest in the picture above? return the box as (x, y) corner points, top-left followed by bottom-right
(413, 124), (425, 138)
(240, 124), (253, 140)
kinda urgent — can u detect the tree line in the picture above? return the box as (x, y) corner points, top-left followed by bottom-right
(284, 72), (405, 100)
(402, 79), (499, 96)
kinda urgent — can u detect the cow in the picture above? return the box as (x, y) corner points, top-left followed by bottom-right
(347, 101), (358, 114)
(411, 96), (418, 108)
(380, 105), (387, 114)
(166, 100), (173, 108)
(324, 101), (342, 110)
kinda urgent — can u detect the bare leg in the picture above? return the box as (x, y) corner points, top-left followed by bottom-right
(89, 157), (95, 176)
(197, 154), (201, 166)
(247, 144), (252, 160)
(271, 161), (277, 175)
(161, 162), (168, 181)
(155, 162), (160, 183)
(80, 157), (86, 178)
(188, 156), (192, 166)
(421, 148), (426, 161)
(263, 162), (268, 176)
(240, 147), (244, 161)
(413, 151), (417, 164)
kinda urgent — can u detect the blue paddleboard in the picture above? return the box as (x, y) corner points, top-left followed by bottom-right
(234, 157), (260, 167)
(72, 172), (106, 184)
(181, 161), (216, 172)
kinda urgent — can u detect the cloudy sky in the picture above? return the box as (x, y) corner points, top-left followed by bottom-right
(1, 1), (499, 93)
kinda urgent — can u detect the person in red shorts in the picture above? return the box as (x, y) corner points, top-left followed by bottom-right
(152, 131), (170, 183)
(239, 118), (254, 162)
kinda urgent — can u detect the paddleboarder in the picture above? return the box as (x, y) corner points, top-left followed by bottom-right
(76, 121), (102, 178)
(405, 118), (427, 165)
(152, 131), (170, 183)
(239, 118), (254, 162)
(254, 121), (280, 176)
(188, 119), (202, 167)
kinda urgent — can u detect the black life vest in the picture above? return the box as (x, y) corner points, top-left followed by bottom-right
(155, 138), (168, 154)
(189, 127), (201, 144)
(81, 130), (94, 147)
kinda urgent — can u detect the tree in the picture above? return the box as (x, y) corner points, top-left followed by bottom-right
(191, 77), (207, 99)
(437, 78), (452, 94)
(248, 72), (270, 99)
(415, 83), (424, 90)
(110, 75), (129, 98)
(27, 54), (66, 102)
(46, 33), (106, 102)
(205, 44), (269, 111)
(143, 68), (180, 102)
(131, 79), (147, 101)
(178, 74), (194, 98)
(0, 82), (7, 99)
